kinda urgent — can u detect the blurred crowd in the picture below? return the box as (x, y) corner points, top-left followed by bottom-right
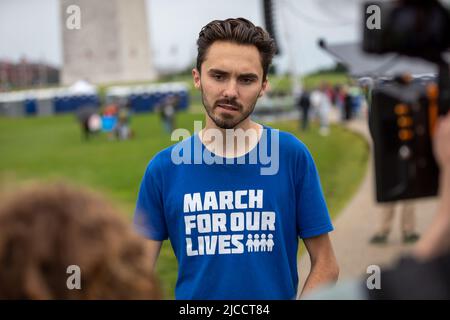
(77, 101), (133, 141)
(296, 81), (368, 135)
(77, 93), (181, 141)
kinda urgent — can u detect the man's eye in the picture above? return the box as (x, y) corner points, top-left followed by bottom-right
(241, 78), (254, 84)
(213, 74), (224, 81)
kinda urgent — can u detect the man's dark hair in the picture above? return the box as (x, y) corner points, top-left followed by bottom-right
(196, 18), (276, 81)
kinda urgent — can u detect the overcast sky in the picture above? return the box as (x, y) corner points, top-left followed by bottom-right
(0, 0), (364, 75)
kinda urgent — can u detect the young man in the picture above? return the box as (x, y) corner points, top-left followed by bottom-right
(134, 18), (339, 299)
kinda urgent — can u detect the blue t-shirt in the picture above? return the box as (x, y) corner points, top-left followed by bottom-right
(134, 126), (333, 300)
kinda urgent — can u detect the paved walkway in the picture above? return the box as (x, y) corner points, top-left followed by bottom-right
(297, 115), (437, 291)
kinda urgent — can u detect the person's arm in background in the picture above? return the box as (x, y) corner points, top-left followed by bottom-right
(414, 112), (450, 260)
(298, 233), (339, 298)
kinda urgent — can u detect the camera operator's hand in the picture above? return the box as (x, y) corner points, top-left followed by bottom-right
(414, 112), (450, 260)
(433, 112), (450, 171)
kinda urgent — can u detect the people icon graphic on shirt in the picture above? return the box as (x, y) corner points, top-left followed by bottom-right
(266, 234), (274, 251)
(246, 234), (254, 252)
(254, 234), (261, 252)
(246, 234), (274, 253)
(260, 234), (267, 252)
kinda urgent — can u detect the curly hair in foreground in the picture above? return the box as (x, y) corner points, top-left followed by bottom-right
(0, 182), (160, 299)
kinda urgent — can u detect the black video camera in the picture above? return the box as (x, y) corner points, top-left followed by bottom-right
(362, 0), (450, 202)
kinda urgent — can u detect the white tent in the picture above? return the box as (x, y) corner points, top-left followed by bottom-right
(68, 80), (97, 95)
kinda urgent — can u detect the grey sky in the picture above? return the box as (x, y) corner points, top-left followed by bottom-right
(0, 0), (363, 75)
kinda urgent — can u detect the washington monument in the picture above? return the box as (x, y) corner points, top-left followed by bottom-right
(60, 0), (157, 85)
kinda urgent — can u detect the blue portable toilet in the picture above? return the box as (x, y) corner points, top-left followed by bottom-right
(134, 94), (144, 113)
(141, 93), (152, 112)
(129, 94), (138, 112)
(24, 98), (37, 116)
(153, 91), (164, 108)
(178, 91), (189, 110)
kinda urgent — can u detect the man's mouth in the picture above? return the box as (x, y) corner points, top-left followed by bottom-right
(217, 103), (239, 111)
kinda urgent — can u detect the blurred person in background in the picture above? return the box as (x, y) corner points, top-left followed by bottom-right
(341, 85), (353, 121)
(114, 101), (133, 140)
(296, 89), (311, 131)
(333, 84), (344, 111)
(0, 182), (161, 299)
(311, 83), (332, 136)
(157, 94), (179, 134)
(76, 105), (101, 141)
(370, 201), (420, 245)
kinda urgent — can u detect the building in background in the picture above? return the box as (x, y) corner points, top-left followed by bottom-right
(0, 59), (60, 91)
(60, 0), (157, 85)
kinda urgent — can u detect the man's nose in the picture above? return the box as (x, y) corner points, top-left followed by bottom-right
(223, 80), (238, 99)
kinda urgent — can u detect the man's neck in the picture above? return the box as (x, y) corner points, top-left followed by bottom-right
(199, 116), (263, 158)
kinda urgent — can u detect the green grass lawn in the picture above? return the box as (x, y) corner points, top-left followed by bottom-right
(0, 111), (368, 299)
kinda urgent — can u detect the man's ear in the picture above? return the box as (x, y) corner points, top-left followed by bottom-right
(259, 79), (270, 97)
(192, 68), (201, 89)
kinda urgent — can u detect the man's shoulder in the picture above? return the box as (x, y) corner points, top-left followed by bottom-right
(263, 127), (314, 169)
(268, 127), (309, 154)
